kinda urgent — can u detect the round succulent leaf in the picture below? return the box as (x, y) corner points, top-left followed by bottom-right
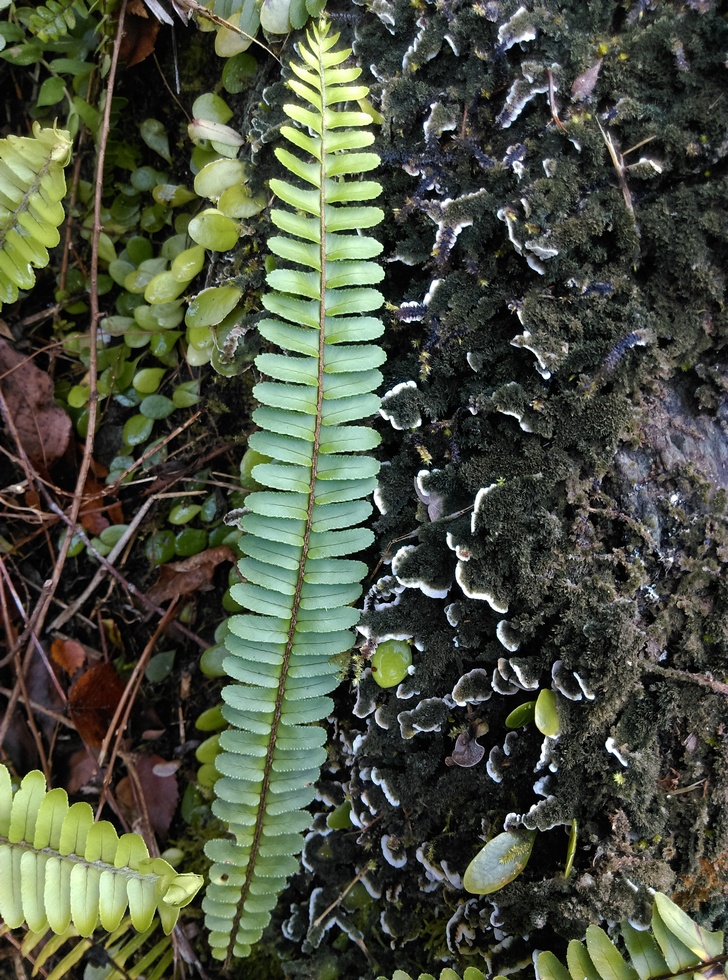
(150, 331), (182, 359)
(194, 159), (246, 202)
(168, 503), (202, 525)
(260, 0), (292, 33)
(171, 245), (205, 283)
(145, 530), (176, 565)
(108, 259), (135, 286)
(139, 118), (172, 163)
(134, 301), (184, 330)
(172, 380), (201, 408)
(122, 413), (154, 447)
(505, 700), (536, 729)
(215, 1), (260, 57)
(140, 394), (175, 419)
(99, 524), (129, 548)
(144, 271), (187, 305)
(463, 829), (537, 895)
(200, 644), (227, 677)
(67, 384), (90, 409)
(151, 184), (197, 208)
(191, 93), (233, 124)
(222, 52), (257, 93)
(185, 285), (242, 328)
(175, 527), (208, 556)
(371, 639), (412, 688)
(195, 704), (226, 731)
(133, 367), (166, 394)
(535, 689), (561, 737)
(145, 649), (176, 684)
(187, 209), (239, 252)
(218, 184), (266, 219)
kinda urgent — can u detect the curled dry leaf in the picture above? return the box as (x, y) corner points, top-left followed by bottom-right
(147, 545), (235, 605)
(68, 662), (126, 747)
(0, 338), (71, 473)
(50, 636), (86, 677)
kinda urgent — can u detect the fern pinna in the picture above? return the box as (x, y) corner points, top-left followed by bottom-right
(203, 20), (384, 964)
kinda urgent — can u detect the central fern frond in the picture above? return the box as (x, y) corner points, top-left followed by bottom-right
(203, 21), (384, 964)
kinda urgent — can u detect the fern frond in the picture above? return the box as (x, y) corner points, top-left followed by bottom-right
(22, 0), (90, 41)
(0, 121), (72, 309)
(537, 893), (726, 980)
(0, 765), (203, 939)
(203, 19), (384, 965)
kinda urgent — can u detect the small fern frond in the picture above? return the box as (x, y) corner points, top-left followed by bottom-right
(375, 969), (487, 980)
(0, 765), (203, 939)
(203, 18), (384, 966)
(537, 893), (726, 980)
(0, 121), (72, 309)
(22, 0), (90, 42)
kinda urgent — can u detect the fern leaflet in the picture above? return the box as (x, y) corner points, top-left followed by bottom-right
(203, 19), (384, 965)
(0, 121), (72, 309)
(0, 765), (203, 938)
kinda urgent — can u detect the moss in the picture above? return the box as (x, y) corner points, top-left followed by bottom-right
(244, 1), (728, 975)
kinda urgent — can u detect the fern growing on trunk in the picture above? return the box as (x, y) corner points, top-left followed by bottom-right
(203, 20), (384, 965)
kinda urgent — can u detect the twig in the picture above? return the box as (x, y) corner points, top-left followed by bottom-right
(49, 497), (155, 630)
(20, 0), (130, 661)
(96, 602), (179, 803)
(644, 663), (728, 697)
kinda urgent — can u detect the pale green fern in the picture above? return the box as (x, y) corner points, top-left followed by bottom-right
(0, 121), (72, 309)
(0, 765), (203, 938)
(202, 19), (385, 966)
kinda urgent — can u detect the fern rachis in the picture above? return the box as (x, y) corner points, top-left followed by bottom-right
(202, 20), (385, 965)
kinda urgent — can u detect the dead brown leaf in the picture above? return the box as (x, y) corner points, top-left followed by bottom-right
(0, 339), (71, 473)
(147, 545), (235, 605)
(51, 636), (86, 677)
(68, 662), (126, 748)
(117, 752), (179, 837)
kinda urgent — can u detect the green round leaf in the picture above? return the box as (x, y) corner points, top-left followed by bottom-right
(140, 118), (172, 163)
(535, 689), (561, 737)
(222, 52), (257, 93)
(152, 184), (197, 207)
(371, 639), (412, 688)
(134, 301), (185, 330)
(99, 524), (129, 548)
(191, 93), (233, 124)
(260, 0), (292, 33)
(326, 800), (352, 831)
(200, 644), (227, 677)
(169, 502), (202, 525)
(195, 734), (221, 764)
(175, 527), (208, 556)
(463, 829), (537, 895)
(194, 159), (246, 202)
(171, 245), (205, 283)
(132, 367), (166, 394)
(185, 285), (242, 328)
(144, 270), (187, 305)
(196, 762), (221, 788)
(172, 380), (201, 408)
(67, 384), (90, 409)
(218, 184), (266, 219)
(187, 209), (239, 252)
(140, 394), (175, 419)
(150, 331), (182, 360)
(122, 413), (154, 446)
(146, 649), (176, 684)
(505, 700), (537, 729)
(195, 705), (226, 731)
(37, 75), (66, 107)
(145, 529), (176, 565)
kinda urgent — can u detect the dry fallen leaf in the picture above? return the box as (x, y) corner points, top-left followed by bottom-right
(68, 662), (126, 748)
(51, 636), (87, 677)
(0, 338), (71, 473)
(117, 752), (180, 838)
(147, 545), (235, 605)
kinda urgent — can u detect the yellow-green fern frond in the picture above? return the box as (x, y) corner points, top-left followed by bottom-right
(0, 121), (72, 309)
